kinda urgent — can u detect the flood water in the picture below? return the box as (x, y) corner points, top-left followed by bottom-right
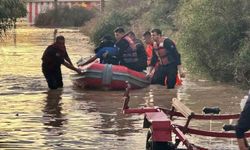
(0, 27), (248, 150)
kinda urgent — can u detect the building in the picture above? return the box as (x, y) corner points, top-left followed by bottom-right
(25, 0), (104, 25)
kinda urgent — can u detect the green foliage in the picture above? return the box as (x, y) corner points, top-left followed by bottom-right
(105, 0), (147, 11)
(148, 0), (179, 29)
(0, 0), (27, 35)
(89, 11), (133, 46)
(84, 0), (150, 46)
(85, 0), (179, 45)
(177, 0), (249, 82)
(35, 6), (95, 27)
(84, 0), (180, 47)
(135, 0), (179, 34)
(235, 39), (250, 86)
(82, 0), (250, 87)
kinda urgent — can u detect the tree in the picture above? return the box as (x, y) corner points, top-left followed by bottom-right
(0, 0), (27, 36)
(177, 0), (250, 83)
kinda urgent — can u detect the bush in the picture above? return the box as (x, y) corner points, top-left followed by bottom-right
(82, 0), (180, 47)
(81, 0), (250, 87)
(235, 39), (250, 86)
(176, 0), (249, 82)
(88, 11), (134, 46)
(82, 0), (146, 46)
(0, 0), (26, 36)
(35, 6), (95, 27)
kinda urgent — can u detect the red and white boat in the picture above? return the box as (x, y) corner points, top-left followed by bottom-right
(71, 62), (150, 90)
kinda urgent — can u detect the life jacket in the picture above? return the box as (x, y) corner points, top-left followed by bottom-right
(121, 35), (138, 63)
(164, 74), (182, 86)
(154, 38), (176, 65)
(154, 40), (169, 65)
(146, 44), (153, 66)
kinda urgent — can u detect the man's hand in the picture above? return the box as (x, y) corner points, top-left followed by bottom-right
(75, 68), (83, 74)
(146, 66), (154, 79)
(145, 73), (151, 80)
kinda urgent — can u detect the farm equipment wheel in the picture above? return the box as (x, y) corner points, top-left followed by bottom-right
(146, 128), (176, 150)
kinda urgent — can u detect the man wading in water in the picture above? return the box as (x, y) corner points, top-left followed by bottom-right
(42, 36), (81, 89)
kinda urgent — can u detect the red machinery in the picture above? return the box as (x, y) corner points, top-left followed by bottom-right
(122, 84), (250, 150)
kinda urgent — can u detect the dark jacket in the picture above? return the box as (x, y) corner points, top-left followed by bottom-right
(42, 43), (68, 71)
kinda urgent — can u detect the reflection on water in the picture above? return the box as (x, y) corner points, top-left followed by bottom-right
(42, 89), (65, 127)
(0, 26), (249, 150)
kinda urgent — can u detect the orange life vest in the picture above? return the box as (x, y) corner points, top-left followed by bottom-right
(146, 44), (153, 66)
(154, 38), (177, 65)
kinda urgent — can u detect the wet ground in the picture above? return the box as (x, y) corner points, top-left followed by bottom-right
(0, 27), (248, 150)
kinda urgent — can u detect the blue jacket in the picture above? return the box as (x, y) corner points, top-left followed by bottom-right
(96, 47), (118, 64)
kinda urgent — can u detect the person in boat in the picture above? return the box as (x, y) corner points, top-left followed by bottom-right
(235, 92), (250, 150)
(146, 28), (185, 89)
(114, 27), (147, 72)
(42, 35), (81, 89)
(127, 31), (147, 71)
(79, 35), (119, 66)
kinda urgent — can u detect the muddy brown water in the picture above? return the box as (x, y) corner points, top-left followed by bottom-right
(0, 27), (248, 150)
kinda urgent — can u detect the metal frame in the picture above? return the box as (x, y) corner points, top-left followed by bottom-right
(122, 84), (250, 150)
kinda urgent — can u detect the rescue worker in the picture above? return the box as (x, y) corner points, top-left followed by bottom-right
(235, 92), (250, 150)
(146, 29), (185, 89)
(42, 35), (81, 89)
(128, 31), (147, 71)
(114, 27), (147, 72)
(144, 30), (184, 86)
(78, 35), (118, 66)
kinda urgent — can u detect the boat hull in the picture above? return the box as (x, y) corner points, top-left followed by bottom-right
(71, 63), (150, 90)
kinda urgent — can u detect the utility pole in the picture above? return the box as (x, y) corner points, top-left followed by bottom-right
(54, 0), (58, 27)
(53, 0), (58, 42)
